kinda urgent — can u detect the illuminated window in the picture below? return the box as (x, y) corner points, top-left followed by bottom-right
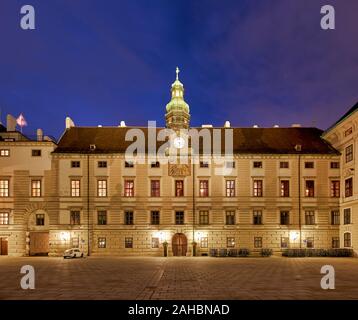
(124, 180), (134, 197)
(200, 237), (208, 248)
(97, 180), (107, 197)
(226, 180), (235, 197)
(331, 210), (340, 225)
(98, 237), (106, 248)
(0, 149), (10, 157)
(175, 180), (184, 197)
(97, 210), (107, 225)
(0, 180), (9, 197)
(31, 180), (41, 197)
(151, 180), (160, 197)
(281, 237), (289, 248)
(125, 211), (134, 225)
(330, 180), (340, 197)
(70, 211), (80, 225)
(151, 211), (160, 225)
(225, 211), (235, 225)
(305, 180), (315, 197)
(305, 211), (315, 225)
(254, 237), (262, 248)
(253, 180), (263, 197)
(280, 180), (290, 197)
(36, 214), (45, 226)
(0, 213), (9, 225)
(199, 180), (209, 197)
(227, 237), (235, 248)
(199, 211), (209, 225)
(70, 180), (80, 197)
(345, 145), (353, 163)
(152, 237), (159, 248)
(345, 178), (353, 197)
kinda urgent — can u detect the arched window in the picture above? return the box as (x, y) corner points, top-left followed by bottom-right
(344, 232), (351, 247)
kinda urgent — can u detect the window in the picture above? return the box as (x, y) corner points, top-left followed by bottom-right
(330, 162), (339, 169)
(98, 237), (106, 248)
(280, 211), (289, 225)
(305, 180), (315, 197)
(280, 180), (290, 197)
(0, 149), (10, 157)
(151, 161), (160, 168)
(71, 161), (80, 168)
(31, 149), (42, 157)
(36, 214), (45, 226)
(125, 211), (134, 225)
(70, 211), (80, 225)
(0, 213), (9, 225)
(281, 237), (289, 248)
(125, 237), (133, 248)
(330, 181), (340, 198)
(253, 180), (263, 197)
(124, 180), (134, 197)
(344, 127), (353, 137)
(225, 161), (235, 168)
(71, 237), (79, 248)
(152, 237), (159, 248)
(70, 180), (80, 197)
(253, 210), (263, 225)
(304, 162), (314, 169)
(31, 180), (41, 197)
(151, 180), (160, 197)
(97, 210), (107, 225)
(225, 211), (235, 225)
(200, 237), (208, 248)
(125, 161), (134, 168)
(199, 180), (209, 197)
(344, 208), (351, 225)
(345, 145), (353, 163)
(227, 237), (235, 248)
(280, 161), (289, 169)
(332, 237), (340, 249)
(226, 180), (235, 197)
(175, 211), (184, 225)
(175, 180), (184, 197)
(199, 211), (209, 225)
(151, 211), (160, 225)
(345, 178), (353, 197)
(254, 237), (262, 248)
(253, 161), (262, 168)
(97, 180), (107, 197)
(98, 161), (107, 168)
(331, 210), (340, 225)
(305, 211), (315, 225)
(344, 233), (351, 247)
(306, 237), (314, 248)
(0, 180), (9, 197)
(199, 161), (209, 168)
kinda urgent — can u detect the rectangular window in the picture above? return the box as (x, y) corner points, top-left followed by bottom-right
(98, 161), (107, 168)
(253, 161), (262, 168)
(151, 237), (159, 248)
(70, 180), (80, 197)
(225, 211), (235, 225)
(199, 211), (209, 225)
(0, 180), (9, 197)
(280, 180), (290, 197)
(344, 208), (351, 225)
(345, 145), (353, 163)
(280, 211), (289, 225)
(70, 211), (80, 225)
(98, 237), (106, 248)
(226, 180), (235, 197)
(304, 162), (314, 169)
(305, 180), (315, 197)
(124, 180), (134, 197)
(151, 211), (160, 225)
(200, 237), (208, 248)
(124, 161), (134, 168)
(150, 161), (160, 168)
(71, 161), (80, 168)
(344, 233), (351, 247)
(225, 161), (235, 168)
(125, 237), (133, 248)
(199, 161), (209, 168)
(281, 237), (289, 248)
(0, 149), (10, 157)
(31, 180), (41, 197)
(331, 210), (340, 225)
(175, 180), (184, 197)
(330, 162), (339, 169)
(97, 180), (107, 197)
(175, 211), (184, 225)
(345, 178), (353, 197)
(36, 214), (45, 226)
(0, 213), (9, 225)
(125, 211), (134, 225)
(254, 237), (262, 248)
(306, 237), (314, 248)
(97, 210), (107, 225)
(332, 237), (340, 249)
(31, 149), (42, 157)
(253, 210), (263, 225)
(227, 237), (235, 248)
(199, 180), (209, 197)
(253, 180), (263, 197)
(305, 211), (315, 225)
(330, 180), (340, 198)
(151, 180), (160, 197)
(280, 161), (289, 169)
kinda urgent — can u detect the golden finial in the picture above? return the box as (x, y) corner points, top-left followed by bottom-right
(176, 66), (180, 80)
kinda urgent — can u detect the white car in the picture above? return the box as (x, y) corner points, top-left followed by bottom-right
(63, 248), (84, 259)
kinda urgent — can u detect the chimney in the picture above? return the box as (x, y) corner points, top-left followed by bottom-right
(6, 114), (16, 131)
(37, 128), (43, 141)
(65, 116), (75, 129)
(224, 121), (231, 128)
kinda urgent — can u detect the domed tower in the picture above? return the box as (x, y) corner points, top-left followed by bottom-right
(165, 67), (190, 130)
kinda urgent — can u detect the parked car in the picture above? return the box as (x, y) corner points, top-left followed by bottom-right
(63, 248), (84, 259)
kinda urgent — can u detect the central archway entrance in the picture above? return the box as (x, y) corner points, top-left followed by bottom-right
(172, 233), (188, 256)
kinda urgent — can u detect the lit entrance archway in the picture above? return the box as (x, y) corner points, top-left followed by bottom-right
(172, 233), (188, 256)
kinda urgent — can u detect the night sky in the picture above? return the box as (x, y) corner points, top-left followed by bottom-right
(0, 0), (357, 138)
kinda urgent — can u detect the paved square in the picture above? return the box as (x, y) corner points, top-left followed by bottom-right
(0, 256), (357, 300)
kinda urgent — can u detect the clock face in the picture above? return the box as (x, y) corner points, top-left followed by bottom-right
(173, 136), (185, 149)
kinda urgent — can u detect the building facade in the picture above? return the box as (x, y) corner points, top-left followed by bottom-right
(0, 71), (355, 257)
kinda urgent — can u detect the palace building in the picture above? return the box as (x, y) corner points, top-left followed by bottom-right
(0, 69), (356, 257)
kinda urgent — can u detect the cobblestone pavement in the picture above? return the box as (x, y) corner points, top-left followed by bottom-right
(0, 256), (357, 300)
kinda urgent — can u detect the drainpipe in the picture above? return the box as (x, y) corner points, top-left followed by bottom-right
(87, 154), (90, 256)
(298, 154), (302, 249)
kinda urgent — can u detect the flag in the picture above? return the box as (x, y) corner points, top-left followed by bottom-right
(16, 113), (27, 127)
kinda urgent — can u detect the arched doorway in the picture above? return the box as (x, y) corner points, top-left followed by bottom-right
(172, 233), (188, 256)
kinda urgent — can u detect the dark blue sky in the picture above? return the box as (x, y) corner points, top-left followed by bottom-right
(0, 0), (357, 138)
